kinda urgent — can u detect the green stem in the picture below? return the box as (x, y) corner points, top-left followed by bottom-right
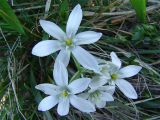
(69, 55), (85, 82)
(70, 55), (93, 82)
(70, 68), (84, 82)
(72, 55), (81, 71)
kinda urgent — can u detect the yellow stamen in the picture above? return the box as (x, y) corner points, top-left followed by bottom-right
(111, 74), (118, 80)
(62, 91), (69, 97)
(65, 38), (73, 46)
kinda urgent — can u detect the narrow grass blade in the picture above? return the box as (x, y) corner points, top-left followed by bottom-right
(130, 0), (146, 23)
(0, 0), (25, 35)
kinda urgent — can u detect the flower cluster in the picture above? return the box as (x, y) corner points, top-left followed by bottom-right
(32, 4), (142, 116)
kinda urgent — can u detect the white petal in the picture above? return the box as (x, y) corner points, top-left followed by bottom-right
(74, 31), (102, 45)
(40, 20), (66, 40)
(99, 85), (115, 95)
(72, 46), (99, 73)
(32, 40), (62, 57)
(53, 61), (68, 86)
(78, 93), (89, 99)
(89, 76), (107, 89)
(99, 66), (111, 79)
(55, 49), (70, 67)
(96, 101), (106, 108)
(97, 58), (109, 64)
(68, 78), (91, 94)
(57, 98), (70, 116)
(38, 96), (58, 111)
(119, 65), (142, 78)
(35, 83), (60, 95)
(101, 92), (114, 101)
(70, 95), (96, 113)
(103, 63), (119, 75)
(66, 4), (82, 38)
(110, 52), (121, 69)
(115, 79), (138, 99)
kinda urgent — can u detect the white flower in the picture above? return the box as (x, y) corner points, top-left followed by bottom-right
(90, 52), (142, 99)
(32, 4), (102, 73)
(35, 62), (95, 116)
(79, 85), (115, 108)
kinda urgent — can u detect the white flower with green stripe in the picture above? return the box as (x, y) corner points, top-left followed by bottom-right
(91, 52), (142, 99)
(32, 4), (102, 73)
(35, 62), (95, 116)
(79, 85), (115, 108)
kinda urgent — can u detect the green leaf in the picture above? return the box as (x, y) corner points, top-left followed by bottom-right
(59, 0), (69, 22)
(132, 25), (145, 41)
(0, 0), (25, 35)
(130, 0), (146, 23)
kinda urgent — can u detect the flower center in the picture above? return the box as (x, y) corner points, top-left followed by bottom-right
(61, 90), (69, 97)
(90, 90), (101, 99)
(111, 74), (118, 80)
(65, 38), (73, 46)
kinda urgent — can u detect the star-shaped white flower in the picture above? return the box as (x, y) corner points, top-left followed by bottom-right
(32, 4), (102, 73)
(35, 62), (95, 116)
(80, 85), (115, 108)
(90, 52), (142, 99)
